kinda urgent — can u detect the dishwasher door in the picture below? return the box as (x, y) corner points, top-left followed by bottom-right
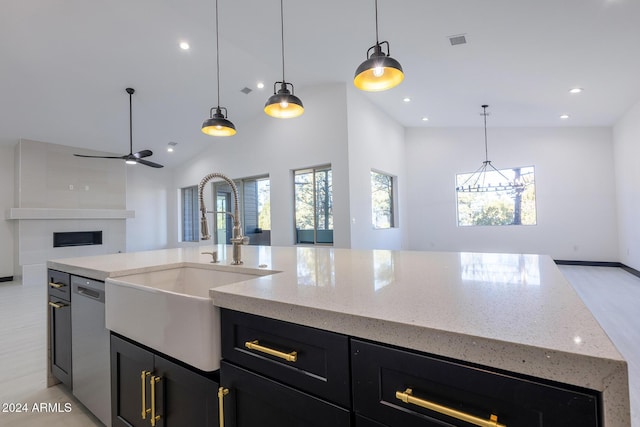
(71, 276), (111, 426)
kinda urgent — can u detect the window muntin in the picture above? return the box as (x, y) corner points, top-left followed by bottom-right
(371, 171), (395, 229)
(456, 166), (536, 226)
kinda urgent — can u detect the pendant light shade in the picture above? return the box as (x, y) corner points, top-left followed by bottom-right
(201, 0), (236, 136)
(264, 82), (304, 119)
(354, 0), (404, 92)
(265, 0), (303, 119)
(202, 107), (236, 136)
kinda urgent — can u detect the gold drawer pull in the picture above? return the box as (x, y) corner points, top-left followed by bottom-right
(218, 387), (229, 427)
(49, 282), (64, 289)
(141, 371), (151, 420)
(150, 375), (161, 427)
(48, 301), (67, 309)
(245, 340), (298, 362)
(396, 388), (506, 427)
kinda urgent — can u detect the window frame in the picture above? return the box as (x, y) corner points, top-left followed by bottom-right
(180, 185), (199, 242)
(370, 169), (397, 229)
(293, 165), (333, 245)
(455, 164), (537, 227)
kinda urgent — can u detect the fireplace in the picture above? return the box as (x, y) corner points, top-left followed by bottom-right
(53, 231), (103, 248)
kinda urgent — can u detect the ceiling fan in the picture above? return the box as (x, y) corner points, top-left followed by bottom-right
(74, 88), (163, 168)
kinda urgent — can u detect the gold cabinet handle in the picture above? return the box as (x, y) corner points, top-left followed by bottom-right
(396, 388), (506, 427)
(244, 340), (297, 362)
(150, 375), (161, 427)
(48, 301), (67, 309)
(218, 387), (229, 427)
(141, 371), (151, 420)
(48, 282), (64, 289)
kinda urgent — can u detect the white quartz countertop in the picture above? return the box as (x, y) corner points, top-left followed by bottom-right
(48, 245), (631, 426)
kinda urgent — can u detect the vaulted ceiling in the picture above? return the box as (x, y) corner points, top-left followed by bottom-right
(2, 0), (640, 167)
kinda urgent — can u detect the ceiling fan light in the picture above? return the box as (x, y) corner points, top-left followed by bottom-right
(354, 46), (404, 92)
(264, 83), (304, 118)
(202, 107), (236, 136)
(125, 159), (137, 165)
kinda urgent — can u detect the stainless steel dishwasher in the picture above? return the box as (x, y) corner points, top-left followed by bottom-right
(71, 276), (111, 426)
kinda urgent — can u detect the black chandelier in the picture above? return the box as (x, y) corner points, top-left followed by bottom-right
(456, 105), (526, 193)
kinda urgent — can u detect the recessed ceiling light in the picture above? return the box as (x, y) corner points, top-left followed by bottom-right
(403, 97), (411, 103)
(569, 88), (583, 94)
(421, 117), (429, 122)
(257, 82), (265, 89)
(179, 42), (190, 50)
(167, 141), (178, 152)
(560, 114), (570, 119)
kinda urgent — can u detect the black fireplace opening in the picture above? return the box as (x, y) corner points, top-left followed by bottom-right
(53, 231), (103, 248)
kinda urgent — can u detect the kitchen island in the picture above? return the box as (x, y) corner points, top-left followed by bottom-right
(48, 245), (630, 426)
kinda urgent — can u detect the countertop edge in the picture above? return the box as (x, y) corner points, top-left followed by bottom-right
(211, 291), (630, 426)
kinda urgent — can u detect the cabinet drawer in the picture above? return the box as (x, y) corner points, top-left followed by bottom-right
(48, 269), (70, 301)
(221, 309), (351, 407)
(352, 339), (601, 427)
(220, 360), (351, 427)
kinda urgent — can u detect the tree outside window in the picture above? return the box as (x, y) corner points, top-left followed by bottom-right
(456, 166), (536, 226)
(371, 171), (395, 229)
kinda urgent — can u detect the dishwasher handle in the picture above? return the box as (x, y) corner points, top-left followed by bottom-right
(77, 286), (101, 300)
(72, 278), (105, 303)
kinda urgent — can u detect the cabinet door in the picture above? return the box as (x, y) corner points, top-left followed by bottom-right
(154, 354), (219, 426)
(49, 296), (72, 387)
(220, 361), (351, 427)
(352, 339), (600, 427)
(111, 335), (155, 427)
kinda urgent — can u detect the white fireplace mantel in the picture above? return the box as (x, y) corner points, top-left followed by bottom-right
(5, 208), (135, 220)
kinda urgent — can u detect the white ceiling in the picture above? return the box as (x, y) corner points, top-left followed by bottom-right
(2, 0), (640, 168)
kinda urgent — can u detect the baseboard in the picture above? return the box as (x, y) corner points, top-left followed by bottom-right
(0, 276), (14, 283)
(554, 260), (640, 279)
(554, 260), (622, 267)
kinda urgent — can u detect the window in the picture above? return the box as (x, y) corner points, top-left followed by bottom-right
(456, 165), (536, 226)
(294, 166), (333, 245)
(212, 176), (271, 245)
(371, 170), (395, 229)
(181, 186), (199, 242)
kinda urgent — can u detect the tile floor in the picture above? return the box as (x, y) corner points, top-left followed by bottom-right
(0, 265), (638, 426)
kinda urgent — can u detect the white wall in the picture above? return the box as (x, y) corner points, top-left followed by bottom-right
(126, 165), (173, 252)
(171, 83), (350, 248)
(0, 146), (15, 277)
(613, 99), (640, 270)
(405, 127), (619, 261)
(346, 86), (406, 250)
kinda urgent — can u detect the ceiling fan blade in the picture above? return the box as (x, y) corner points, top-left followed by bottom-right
(74, 154), (127, 159)
(136, 158), (164, 168)
(133, 149), (153, 159)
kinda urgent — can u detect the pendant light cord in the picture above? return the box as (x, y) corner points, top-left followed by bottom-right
(280, 0), (286, 82)
(374, 0), (380, 44)
(482, 105), (489, 162)
(215, 0), (221, 107)
(129, 91), (133, 154)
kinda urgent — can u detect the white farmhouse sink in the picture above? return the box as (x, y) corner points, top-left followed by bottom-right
(105, 265), (270, 371)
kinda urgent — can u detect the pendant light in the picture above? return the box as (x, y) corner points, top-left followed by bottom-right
(201, 0), (236, 136)
(264, 0), (304, 119)
(354, 0), (404, 92)
(456, 105), (526, 193)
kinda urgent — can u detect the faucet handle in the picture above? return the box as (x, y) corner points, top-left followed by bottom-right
(201, 251), (219, 263)
(230, 236), (250, 245)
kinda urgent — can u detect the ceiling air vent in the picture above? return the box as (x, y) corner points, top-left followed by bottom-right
(448, 34), (467, 46)
(240, 87), (252, 94)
